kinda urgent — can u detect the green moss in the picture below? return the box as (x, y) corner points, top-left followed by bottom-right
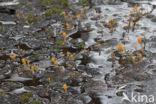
(56, 40), (63, 46)
(81, 0), (88, 4)
(0, 25), (3, 33)
(45, 9), (53, 16)
(129, 57), (134, 63)
(31, 100), (42, 104)
(41, 0), (50, 7)
(125, 57), (133, 63)
(61, 0), (70, 7)
(21, 96), (29, 102)
(24, 92), (33, 97)
(47, 28), (54, 35)
(42, 0), (70, 8)
(25, 12), (39, 25)
(0, 91), (8, 98)
(41, 0), (70, 16)
(20, 92), (33, 103)
(45, 8), (63, 16)
(80, 42), (85, 46)
(52, 8), (63, 14)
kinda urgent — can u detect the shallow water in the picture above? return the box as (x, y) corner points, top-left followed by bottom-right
(79, 1), (156, 104)
(0, 0), (19, 6)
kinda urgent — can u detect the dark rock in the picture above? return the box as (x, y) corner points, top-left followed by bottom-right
(0, 8), (15, 15)
(134, 89), (144, 93)
(116, 91), (124, 96)
(95, 7), (101, 13)
(88, 92), (102, 104)
(1, 81), (24, 91)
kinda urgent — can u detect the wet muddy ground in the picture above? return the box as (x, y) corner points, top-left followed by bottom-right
(0, 0), (156, 104)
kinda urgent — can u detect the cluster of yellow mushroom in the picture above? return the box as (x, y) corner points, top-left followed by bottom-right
(62, 5), (86, 24)
(72, 6), (86, 19)
(137, 38), (142, 44)
(97, 43), (101, 47)
(130, 4), (143, 15)
(69, 54), (74, 60)
(109, 19), (114, 24)
(51, 57), (59, 65)
(117, 44), (123, 51)
(127, 5), (146, 32)
(62, 84), (68, 91)
(21, 58), (39, 71)
(115, 36), (144, 65)
(48, 77), (51, 82)
(10, 54), (16, 59)
(137, 37), (144, 51)
(62, 32), (67, 38)
(130, 6), (140, 13)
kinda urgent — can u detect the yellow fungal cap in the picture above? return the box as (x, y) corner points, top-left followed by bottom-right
(81, 10), (85, 14)
(140, 4), (143, 7)
(138, 53), (143, 58)
(62, 32), (67, 38)
(137, 38), (142, 44)
(77, 14), (81, 18)
(62, 42), (65, 46)
(48, 77), (51, 81)
(55, 60), (59, 65)
(66, 23), (70, 27)
(111, 51), (114, 56)
(83, 46), (87, 50)
(117, 44), (123, 51)
(31, 66), (35, 71)
(84, 5), (87, 9)
(142, 33), (145, 37)
(62, 84), (68, 90)
(73, 72), (76, 77)
(109, 18), (114, 23)
(35, 65), (39, 69)
(132, 57), (135, 61)
(51, 58), (55, 63)
(62, 11), (66, 15)
(66, 52), (70, 55)
(10, 55), (16, 59)
(97, 43), (101, 47)
(70, 54), (74, 59)
(22, 58), (26, 64)
(123, 46), (126, 51)
(134, 46), (137, 50)
(27, 61), (30, 65)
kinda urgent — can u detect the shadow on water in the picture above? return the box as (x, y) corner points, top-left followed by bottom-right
(70, 30), (90, 41)
(21, 77), (41, 86)
(0, 8), (16, 15)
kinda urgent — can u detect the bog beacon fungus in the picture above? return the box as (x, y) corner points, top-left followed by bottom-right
(51, 58), (55, 63)
(62, 84), (68, 91)
(10, 55), (16, 59)
(117, 44), (123, 51)
(62, 32), (67, 38)
(137, 38), (142, 44)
